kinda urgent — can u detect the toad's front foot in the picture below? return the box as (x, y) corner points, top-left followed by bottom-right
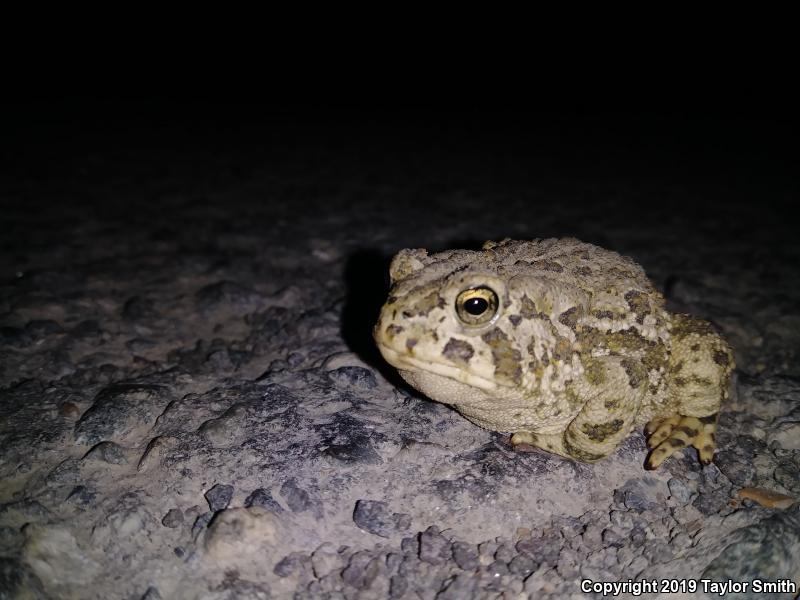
(645, 413), (717, 469)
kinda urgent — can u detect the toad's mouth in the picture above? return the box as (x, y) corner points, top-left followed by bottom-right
(376, 344), (500, 392)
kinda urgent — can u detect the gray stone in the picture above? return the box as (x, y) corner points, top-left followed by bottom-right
(692, 489), (729, 516)
(389, 574), (408, 597)
(702, 507), (800, 585)
(280, 479), (311, 513)
(82, 441), (129, 465)
(139, 586), (162, 600)
(613, 477), (661, 513)
(191, 512), (214, 538)
(74, 383), (172, 446)
(341, 550), (381, 589)
(205, 484), (234, 512)
(419, 526), (450, 565)
(353, 500), (410, 538)
(437, 572), (479, 599)
(667, 477), (693, 504)
(451, 541), (480, 570)
(273, 552), (311, 578)
(328, 366), (378, 389)
(244, 488), (283, 513)
(161, 509), (184, 528)
(508, 553), (536, 577)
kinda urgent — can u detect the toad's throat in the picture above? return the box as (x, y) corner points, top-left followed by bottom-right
(376, 344), (500, 392)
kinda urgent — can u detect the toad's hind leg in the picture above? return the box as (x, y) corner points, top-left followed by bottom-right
(512, 356), (644, 463)
(646, 314), (734, 469)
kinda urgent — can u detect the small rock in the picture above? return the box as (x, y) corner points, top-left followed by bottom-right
(389, 574), (408, 597)
(341, 550), (381, 589)
(74, 384), (172, 446)
(629, 526), (647, 547)
(419, 526), (450, 565)
(508, 553), (536, 577)
(608, 510), (633, 529)
(693, 490), (729, 515)
(438, 572), (479, 598)
(65, 485), (96, 507)
(601, 527), (625, 548)
(400, 535), (419, 555)
(204, 484), (234, 512)
(553, 515), (584, 538)
(328, 366), (378, 389)
(386, 551), (403, 573)
(667, 478), (693, 505)
(486, 559), (510, 578)
(494, 543), (515, 563)
(451, 541), (480, 570)
(203, 507), (281, 565)
(273, 552), (311, 578)
(310, 542), (339, 578)
(323, 441), (383, 465)
(140, 586), (162, 600)
(715, 450), (756, 486)
(280, 479), (311, 513)
(244, 488), (283, 513)
(613, 477), (661, 512)
(192, 513), (214, 538)
(82, 441), (128, 465)
(353, 500), (410, 538)
(162, 509), (184, 528)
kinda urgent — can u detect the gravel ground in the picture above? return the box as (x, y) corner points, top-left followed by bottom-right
(1, 105), (798, 599)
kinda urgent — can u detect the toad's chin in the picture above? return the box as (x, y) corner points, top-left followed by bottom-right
(376, 344), (500, 406)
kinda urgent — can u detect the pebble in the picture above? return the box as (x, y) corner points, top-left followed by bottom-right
(486, 559), (509, 578)
(162, 509), (184, 528)
(613, 477), (661, 512)
(353, 499), (410, 538)
(419, 526), (450, 565)
(82, 441), (128, 465)
(451, 541), (480, 570)
(139, 586), (162, 600)
(244, 488), (284, 513)
(204, 484), (234, 512)
(192, 513), (214, 538)
(493, 542), (515, 563)
(74, 383), (171, 446)
(273, 552), (311, 578)
(328, 366), (378, 389)
(389, 574), (408, 598)
(508, 553), (536, 577)
(692, 489), (729, 515)
(341, 550), (382, 589)
(280, 479), (311, 513)
(310, 542), (340, 578)
(65, 485), (96, 507)
(437, 572), (479, 599)
(667, 477), (693, 505)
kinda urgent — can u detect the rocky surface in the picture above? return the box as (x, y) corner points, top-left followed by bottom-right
(1, 107), (798, 599)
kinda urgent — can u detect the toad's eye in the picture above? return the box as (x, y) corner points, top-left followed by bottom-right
(455, 287), (499, 326)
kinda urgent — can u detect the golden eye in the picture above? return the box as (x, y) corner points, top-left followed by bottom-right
(455, 287), (499, 326)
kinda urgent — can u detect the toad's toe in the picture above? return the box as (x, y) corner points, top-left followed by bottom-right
(645, 414), (718, 469)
